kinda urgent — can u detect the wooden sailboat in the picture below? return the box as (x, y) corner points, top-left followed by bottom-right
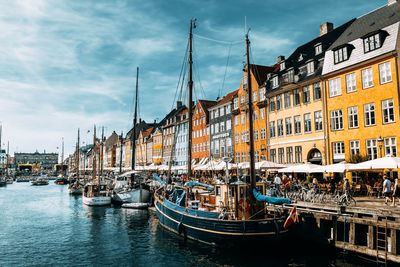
(153, 20), (291, 246)
(83, 125), (111, 206)
(112, 67), (151, 205)
(55, 138), (69, 185)
(69, 129), (83, 194)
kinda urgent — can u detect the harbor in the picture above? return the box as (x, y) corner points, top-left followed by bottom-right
(1, 0), (400, 266)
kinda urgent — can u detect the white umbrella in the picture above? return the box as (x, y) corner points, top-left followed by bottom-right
(255, 160), (285, 169)
(238, 162), (250, 169)
(348, 156), (400, 170)
(278, 163), (322, 173)
(119, 170), (142, 177)
(311, 162), (354, 173)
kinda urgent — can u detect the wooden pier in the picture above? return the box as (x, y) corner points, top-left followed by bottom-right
(267, 197), (400, 264)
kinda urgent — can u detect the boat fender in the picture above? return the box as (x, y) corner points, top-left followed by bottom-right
(238, 198), (250, 213)
(178, 222), (187, 239)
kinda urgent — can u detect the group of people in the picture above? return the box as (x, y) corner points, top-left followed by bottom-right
(382, 175), (400, 206)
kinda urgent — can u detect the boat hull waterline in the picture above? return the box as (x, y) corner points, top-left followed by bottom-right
(83, 195), (111, 206)
(154, 196), (287, 247)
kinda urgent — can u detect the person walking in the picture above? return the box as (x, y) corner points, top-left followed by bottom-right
(383, 175), (392, 205)
(392, 178), (400, 206)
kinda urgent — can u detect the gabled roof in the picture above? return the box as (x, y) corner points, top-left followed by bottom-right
(329, 1), (400, 49)
(142, 127), (153, 138)
(197, 99), (217, 112)
(249, 64), (276, 85)
(210, 89), (239, 109)
(126, 120), (156, 140)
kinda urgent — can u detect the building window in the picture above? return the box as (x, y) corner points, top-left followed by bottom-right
(254, 130), (259, 141)
(329, 78), (341, 97)
(285, 117), (292, 136)
(253, 110), (258, 121)
(350, 140), (360, 156)
(313, 82), (321, 100)
(240, 95), (245, 106)
(293, 89), (300, 105)
(220, 107), (225, 116)
(276, 94), (282, 110)
(252, 91), (257, 102)
(385, 137), (397, 156)
(295, 146), (302, 163)
(235, 134), (239, 144)
(269, 122), (276, 138)
(269, 97), (275, 112)
(236, 152), (240, 163)
(235, 115), (239, 126)
(270, 149), (276, 163)
(210, 111), (214, 120)
(366, 139), (378, 160)
(278, 148), (285, 164)
(241, 113), (245, 125)
(306, 61), (314, 75)
(259, 88), (265, 101)
(226, 105), (231, 114)
(379, 62), (392, 84)
(382, 99), (395, 123)
(346, 73), (356, 93)
(215, 123), (219, 133)
(286, 147), (293, 164)
(272, 76), (279, 88)
(364, 103), (376, 126)
(284, 91), (291, 108)
(241, 152), (246, 162)
(330, 109), (343, 131)
(314, 111), (323, 131)
(362, 68), (373, 89)
(304, 113), (312, 133)
(260, 128), (266, 140)
(280, 61), (285, 71)
(234, 98), (238, 109)
(226, 120), (231, 130)
(255, 150), (259, 162)
(333, 47), (348, 64)
(243, 75), (248, 90)
(260, 108), (265, 119)
(303, 86), (310, 103)
(315, 43), (322, 55)
(294, 116), (301, 134)
(348, 106), (359, 129)
(363, 33), (381, 53)
(215, 109), (219, 118)
(333, 142), (345, 160)
(277, 119), (284, 137)
(220, 121), (225, 132)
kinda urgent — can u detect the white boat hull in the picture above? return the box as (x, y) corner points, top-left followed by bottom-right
(112, 189), (151, 204)
(82, 195), (111, 206)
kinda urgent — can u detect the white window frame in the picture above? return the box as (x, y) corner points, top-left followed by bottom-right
(346, 73), (356, 93)
(364, 103), (376, 126)
(306, 61), (314, 75)
(333, 142), (345, 160)
(260, 108), (265, 119)
(314, 111), (323, 131)
(304, 113), (312, 133)
(348, 106), (358, 129)
(379, 62), (392, 84)
(294, 116), (301, 134)
(269, 122), (275, 138)
(330, 109), (343, 131)
(366, 139), (378, 160)
(259, 88), (265, 101)
(384, 137), (397, 157)
(329, 78), (341, 97)
(349, 140), (360, 156)
(382, 99), (395, 124)
(285, 117), (292, 136)
(277, 119), (284, 137)
(260, 128), (266, 140)
(362, 68), (373, 89)
(233, 98), (238, 109)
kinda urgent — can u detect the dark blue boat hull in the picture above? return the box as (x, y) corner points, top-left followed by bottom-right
(155, 197), (287, 247)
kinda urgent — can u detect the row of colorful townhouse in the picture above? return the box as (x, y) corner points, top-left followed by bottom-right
(69, 1), (400, 170)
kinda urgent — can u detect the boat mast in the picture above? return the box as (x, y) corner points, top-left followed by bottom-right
(187, 19), (196, 178)
(61, 137), (64, 176)
(6, 141), (9, 178)
(92, 125), (97, 183)
(119, 131), (123, 174)
(245, 33), (256, 199)
(76, 129), (80, 180)
(101, 126), (104, 177)
(131, 67), (139, 171)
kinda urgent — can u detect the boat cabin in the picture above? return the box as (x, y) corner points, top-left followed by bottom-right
(84, 183), (109, 198)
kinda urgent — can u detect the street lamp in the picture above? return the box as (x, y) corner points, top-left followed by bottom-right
(378, 136), (384, 158)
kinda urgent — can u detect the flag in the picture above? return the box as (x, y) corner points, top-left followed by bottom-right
(284, 206), (298, 229)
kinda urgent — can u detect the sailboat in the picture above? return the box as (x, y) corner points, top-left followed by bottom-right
(55, 138), (69, 185)
(69, 129), (83, 194)
(153, 20), (291, 246)
(83, 125), (111, 206)
(112, 67), (151, 205)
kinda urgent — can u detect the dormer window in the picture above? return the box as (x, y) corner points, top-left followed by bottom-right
(271, 76), (279, 89)
(306, 61), (315, 75)
(298, 54), (304, 62)
(315, 43), (322, 55)
(280, 61), (285, 71)
(333, 46), (349, 64)
(363, 32), (382, 53)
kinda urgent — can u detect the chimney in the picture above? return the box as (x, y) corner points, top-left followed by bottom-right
(154, 119), (157, 124)
(320, 22), (334, 36)
(388, 0), (398, 5)
(176, 101), (182, 108)
(277, 56), (285, 64)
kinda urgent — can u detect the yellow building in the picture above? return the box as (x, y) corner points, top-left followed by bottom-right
(136, 127), (153, 165)
(264, 22), (353, 165)
(322, 5), (400, 163)
(233, 64), (274, 163)
(152, 127), (163, 165)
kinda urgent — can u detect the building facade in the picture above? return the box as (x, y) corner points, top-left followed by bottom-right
(152, 127), (163, 165)
(174, 108), (189, 167)
(14, 151), (58, 170)
(192, 100), (216, 163)
(322, 2), (400, 163)
(209, 90), (237, 160)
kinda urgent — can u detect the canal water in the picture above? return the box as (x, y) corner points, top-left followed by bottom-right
(0, 182), (374, 266)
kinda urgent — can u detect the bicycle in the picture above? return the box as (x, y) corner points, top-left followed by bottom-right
(337, 190), (356, 206)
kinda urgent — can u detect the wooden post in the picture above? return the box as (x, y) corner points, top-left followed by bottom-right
(349, 222), (356, 245)
(368, 225), (374, 249)
(391, 228), (397, 255)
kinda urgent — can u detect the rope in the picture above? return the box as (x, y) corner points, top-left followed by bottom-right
(193, 33), (242, 45)
(219, 43), (232, 99)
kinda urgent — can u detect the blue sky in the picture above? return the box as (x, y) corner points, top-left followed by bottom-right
(0, 0), (387, 158)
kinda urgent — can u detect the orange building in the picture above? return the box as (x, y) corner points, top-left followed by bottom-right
(233, 64), (275, 163)
(192, 100), (217, 163)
